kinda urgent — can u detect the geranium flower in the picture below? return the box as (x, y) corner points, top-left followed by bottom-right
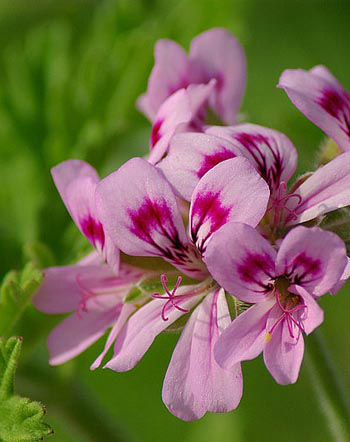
(278, 65), (350, 153)
(204, 224), (347, 384)
(159, 126), (350, 235)
(95, 156), (270, 420)
(137, 28), (246, 163)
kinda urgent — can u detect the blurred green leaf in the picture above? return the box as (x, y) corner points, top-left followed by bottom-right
(0, 337), (53, 442)
(0, 264), (43, 338)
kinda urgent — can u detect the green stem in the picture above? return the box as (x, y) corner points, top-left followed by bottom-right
(305, 331), (350, 442)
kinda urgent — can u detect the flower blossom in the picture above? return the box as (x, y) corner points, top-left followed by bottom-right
(204, 224), (347, 384)
(95, 155), (270, 420)
(138, 28), (246, 163)
(278, 65), (350, 153)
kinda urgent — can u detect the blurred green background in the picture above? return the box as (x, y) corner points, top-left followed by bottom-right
(1, 0), (350, 441)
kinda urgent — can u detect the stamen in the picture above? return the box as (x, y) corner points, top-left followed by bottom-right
(267, 181), (303, 227)
(151, 274), (189, 321)
(76, 274), (95, 319)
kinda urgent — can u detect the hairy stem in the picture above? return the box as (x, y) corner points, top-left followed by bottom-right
(305, 330), (350, 442)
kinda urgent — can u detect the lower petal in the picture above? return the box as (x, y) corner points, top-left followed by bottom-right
(162, 289), (243, 421)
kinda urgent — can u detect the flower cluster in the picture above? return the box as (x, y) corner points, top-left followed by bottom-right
(34, 28), (350, 421)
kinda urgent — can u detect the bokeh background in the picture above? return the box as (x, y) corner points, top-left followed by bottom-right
(1, 0), (350, 441)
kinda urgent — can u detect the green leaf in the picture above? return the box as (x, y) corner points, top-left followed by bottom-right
(0, 337), (53, 441)
(22, 241), (55, 269)
(0, 264), (43, 338)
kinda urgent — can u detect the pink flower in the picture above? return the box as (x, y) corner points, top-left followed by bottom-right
(138, 28), (246, 163)
(95, 156), (270, 420)
(33, 254), (145, 365)
(204, 224), (347, 384)
(51, 160), (120, 271)
(278, 65), (350, 152)
(158, 125), (350, 232)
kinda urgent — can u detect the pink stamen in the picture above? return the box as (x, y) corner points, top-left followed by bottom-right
(268, 291), (307, 339)
(75, 274), (95, 319)
(151, 274), (189, 321)
(267, 181), (303, 227)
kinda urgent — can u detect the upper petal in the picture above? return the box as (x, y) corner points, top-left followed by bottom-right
(204, 222), (276, 303)
(190, 157), (270, 254)
(278, 66), (350, 153)
(214, 298), (275, 369)
(206, 123), (298, 193)
(105, 287), (201, 372)
(276, 226), (347, 296)
(158, 132), (243, 201)
(136, 39), (192, 121)
(149, 82), (215, 164)
(286, 153), (350, 224)
(189, 28), (246, 124)
(162, 289), (243, 421)
(96, 158), (205, 278)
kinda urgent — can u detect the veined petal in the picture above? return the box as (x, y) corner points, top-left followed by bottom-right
(263, 318), (304, 385)
(204, 222), (276, 303)
(48, 294), (122, 365)
(276, 226), (347, 296)
(33, 264), (125, 314)
(190, 157), (270, 254)
(51, 160), (119, 271)
(287, 153), (350, 224)
(189, 28), (246, 124)
(289, 285), (324, 335)
(97, 158), (206, 278)
(136, 39), (192, 121)
(162, 289), (243, 421)
(206, 123), (298, 192)
(149, 82), (215, 164)
(158, 132), (243, 201)
(278, 66), (350, 153)
(105, 288), (201, 372)
(214, 298), (275, 369)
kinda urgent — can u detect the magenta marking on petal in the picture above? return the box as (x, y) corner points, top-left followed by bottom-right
(318, 88), (350, 137)
(80, 215), (105, 249)
(287, 253), (321, 285)
(237, 253), (275, 293)
(191, 191), (230, 253)
(234, 132), (283, 190)
(197, 148), (236, 179)
(150, 119), (163, 148)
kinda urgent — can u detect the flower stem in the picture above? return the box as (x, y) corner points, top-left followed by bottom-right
(305, 330), (350, 442)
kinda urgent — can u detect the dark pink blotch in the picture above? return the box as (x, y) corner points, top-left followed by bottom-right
(80, 215), (105, 249)
(150, 119), (163, 148)
(197, 148), (236, 179)
(191, 191), (230, 253)
(237, 253), (275, 291)
(288, 252), (321, 285)
(318, 88), (350, 136)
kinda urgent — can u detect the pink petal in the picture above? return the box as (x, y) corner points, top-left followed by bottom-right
(276, 226), (347, 296)
(263, 318), (305, 385)
(287, 153), (350, 225)
(204, 222), (276, 303)
(158, 132), (243, 201)
(206, 123), (298, 193)
(136, 39), (192, 121)
(149, 82), (215, 164)
(214, 298), (275, 369)
(190, 157), (270, 254)
(96, 158), (206, 279)
(189, 28), (246, 124)
(33, 264), (122, 314)
(51, 160), (119, 271)
(330, 257), (350, 295)
(278, 66), (350, 153)
(105, 288), (201, 372)
(162, 289), (243, 421)
(90, 303), (135, 370)
(289, 284), (324, 335)
(48, 294), (122, 365)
